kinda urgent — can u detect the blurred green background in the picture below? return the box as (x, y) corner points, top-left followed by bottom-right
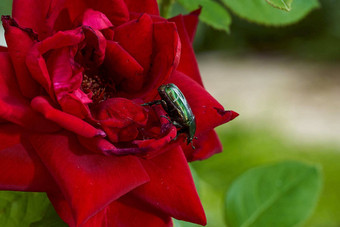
(1, 0), (340, 226)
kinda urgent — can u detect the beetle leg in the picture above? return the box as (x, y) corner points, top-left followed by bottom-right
(190, 140), (196, 149)
(160, 100), (168, 112)
(141, 100), (163, 106)
(171, 121), (182, 128)
(160, 115), (171, 123)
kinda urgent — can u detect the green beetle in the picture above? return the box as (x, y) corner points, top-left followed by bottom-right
(142, 83), (197, 148)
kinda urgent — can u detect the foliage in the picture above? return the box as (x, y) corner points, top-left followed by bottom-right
(0, 0), (11, 15)
(225, 161), (322, 227)
(168, 0), (320, 33)
(0, 191), (51, 226)
(220, 0), (319, 26)
(176, 0), (231, 33)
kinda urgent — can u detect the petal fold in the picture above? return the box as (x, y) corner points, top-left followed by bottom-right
(31, 96), (104, 138)
(0, 52), (60, 132)
(140, 21), (181, 101)
(95, 98), (148, 142)
(2, 16), (40, 98)
(169, 11), (203, 86)
(104, 40), (144, 92)
(132, 147), (207, 225)
(114, 14), (153, 74)
(29, 132), (150, 226)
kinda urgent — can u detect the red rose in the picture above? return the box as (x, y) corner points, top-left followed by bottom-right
(0, 0), (238, 226)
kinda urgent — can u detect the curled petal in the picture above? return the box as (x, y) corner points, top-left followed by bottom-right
(2, 16), (40, 98)
(81, 9), (113, 30)
(12, 0), (65, 39)
(140, 21), (181, 101)
(133, 105), (178, 159)
(29, 132), (150, 226)
(169, 71), (238, 136)
(170, 9), (201, 43)
(114, 14), (153, 74)
(31, 96), (105, 138)
(95, 98), (148, 142)
(104, 41), (144, 92)
(58, 91), (92, 119)
(132, 147), (207, 225)
(77, 136), (146, 156)
(0, 52), (59, 132)
(66, 0), (129, 26)
(78, 26), (107, 69)
(36, 28), (84, 54)
(169, 10), (203, 86)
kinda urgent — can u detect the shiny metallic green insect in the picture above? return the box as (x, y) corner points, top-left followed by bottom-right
(142, 83), (197, 148)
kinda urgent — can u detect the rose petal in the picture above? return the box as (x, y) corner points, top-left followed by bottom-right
(182, 129), (223, 161)
(66, 0), (129, 26)
(0, 124), (56, 192)
(77, 135), (147, 156)
(37, 28), (85, 53)
(173, 9), (201, 43)
(48, 190), (76, 227)
(12, 0), (65, 39)
(58, 91), (92, 119)
(131, 147), (207, 225)
(0, 52), (60, 132)
(31, 96), (104, 138)
(140, 21), (181, 101)
(169, 11), (203, 86)
(104, 40), (144, 92)
(2, 16), (40, 98)
(48, 191), (172, 227)
(44, 40), (91, 118)
(103, 196), (172, 227)
(133, 106), (178, 159)
(94, 98), (148, 142)
(0, 46), (7, 51)
(81, 9), (113, 30)
(124, 0), (159, 15)
(29, 132), (150, 226)
(53, 8), (74, 32)
(47, 47), (80, 95)
(78, 26), (107, 69)
(169, 71), (238, 136)
(114, 14), (153, 73)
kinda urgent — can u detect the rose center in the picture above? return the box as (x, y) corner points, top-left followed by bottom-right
(81, 73), (116, 104)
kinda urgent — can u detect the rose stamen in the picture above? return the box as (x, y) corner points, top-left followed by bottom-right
(81, 74), (116, 103)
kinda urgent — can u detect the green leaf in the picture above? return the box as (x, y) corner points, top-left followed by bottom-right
(30, 204), (67, 227)
(221, 0), (320, 26)
(0, 0), (12, 15)
(265, 0), (293, 11)
(176, 0), (231, 33)
(0, 191), (50, 227)
(225, 161), (322, 227)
